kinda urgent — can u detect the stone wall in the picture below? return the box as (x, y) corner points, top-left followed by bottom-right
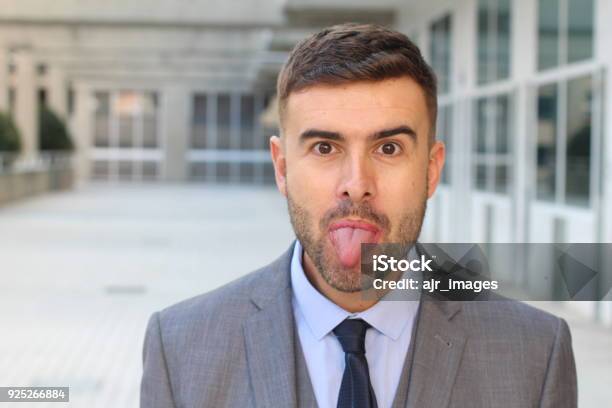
(0, 168), (74, 206)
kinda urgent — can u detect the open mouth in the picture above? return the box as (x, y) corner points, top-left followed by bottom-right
(328, 219), (383, 268)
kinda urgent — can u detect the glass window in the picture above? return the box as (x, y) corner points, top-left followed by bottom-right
(118, 160), (133, 180)
(495, 95), (510, 154)
(536, 84), (558, 201)
(118, 115), (133, 148)
(92, 160), (109, 179)
(116, 91), (138, 148)
(565, 76), (592, 205)
(477, 1), (491, 84)
(496, 0), (511, 80)
(240, 162), (255, 183)
(141, 161), (158, 181)
(476, 99), (488, 153)
(93, 92), (110, 148)
(430, 14), (452, 94)
(142, 92), (159, 149)
(216, 94), (231, 149)
(109, 90), (159, 149)
(192, 94), (208, 149)
(538, 0), (559, 71)
(477, 0), (512, 84)
(567, 0), (594, 64)
(538, 0), (593, 71)
(535, 75), (593, 206)
(240, 95), (255, 150)
(216, 162), (231, 182)
(189, 92), (268, 182)
(476, 164), (488, 190)
(494, 94), (511, 193)
(91, 90), (161, 181)
(473, 94), (512, 193)
(494, 164), (508, 193)
(190, 162), (209, 181)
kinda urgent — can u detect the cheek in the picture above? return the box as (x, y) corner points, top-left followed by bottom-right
(289, 155), (339, 190)
(377, 166), (427, 219)
(378, 161), (427, 196)
(287, 164), (336, 227)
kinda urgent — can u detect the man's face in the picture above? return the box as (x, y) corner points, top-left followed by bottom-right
(270, 77), (445, 292)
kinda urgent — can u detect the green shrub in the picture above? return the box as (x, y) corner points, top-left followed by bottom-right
(39, 106), (73, 151)
(0, 111), (21, 152)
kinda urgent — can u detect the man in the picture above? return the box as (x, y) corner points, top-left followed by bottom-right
(141, 24), (577, 408)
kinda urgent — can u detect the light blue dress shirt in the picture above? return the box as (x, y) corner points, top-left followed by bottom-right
(290, 240), (420, 408)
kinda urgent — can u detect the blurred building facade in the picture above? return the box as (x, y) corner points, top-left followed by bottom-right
(0, 0), (610, 249)
(0, 0), (611, 322)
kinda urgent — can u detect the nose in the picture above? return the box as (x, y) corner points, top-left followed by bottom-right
(336, 152), (376, 203)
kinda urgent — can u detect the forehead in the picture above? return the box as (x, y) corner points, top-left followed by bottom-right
(284, 77), (430, 138)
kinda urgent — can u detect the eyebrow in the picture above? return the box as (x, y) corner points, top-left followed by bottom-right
(373, 126), (417, 142)
(299, 125), (417, 145)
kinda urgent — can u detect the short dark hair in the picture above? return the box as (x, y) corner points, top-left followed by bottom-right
(277, 23), (438, 142)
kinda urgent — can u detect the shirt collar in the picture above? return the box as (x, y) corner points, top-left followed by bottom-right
(291, 240), (348, 341)
(290, 239), (419, 341)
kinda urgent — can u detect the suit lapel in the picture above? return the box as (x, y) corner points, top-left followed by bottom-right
(242, 241), (468, 408)
(405, 298), (467, 408)
(243, 241), (299, 408)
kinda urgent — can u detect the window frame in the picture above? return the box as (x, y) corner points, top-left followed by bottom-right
(531, 69), (602, 208)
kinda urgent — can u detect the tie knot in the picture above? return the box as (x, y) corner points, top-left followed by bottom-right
(333, 318), (371, 354)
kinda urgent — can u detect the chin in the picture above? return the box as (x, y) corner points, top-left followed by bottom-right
(320, 251), (367, 292)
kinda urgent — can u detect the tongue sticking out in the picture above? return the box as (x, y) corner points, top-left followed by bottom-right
(329, 227), (379, 268)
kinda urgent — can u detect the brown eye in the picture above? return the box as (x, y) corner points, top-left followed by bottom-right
(315, 142), (334, 155)
(378, 142), (401, 156)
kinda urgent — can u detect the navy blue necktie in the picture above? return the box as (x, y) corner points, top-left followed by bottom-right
(334, 318), (378, 408)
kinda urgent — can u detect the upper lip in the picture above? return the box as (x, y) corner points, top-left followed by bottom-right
(328, 219), (381, 233)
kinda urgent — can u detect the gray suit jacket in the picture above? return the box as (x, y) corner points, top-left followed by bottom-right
(141, 241), (577, 408)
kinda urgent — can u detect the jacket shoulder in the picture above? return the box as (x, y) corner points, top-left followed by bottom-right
(157, 263), (276, 331)
(141, 248), (293, 406)
(461, 299), (565, 341)
(153, 241), (294, 342)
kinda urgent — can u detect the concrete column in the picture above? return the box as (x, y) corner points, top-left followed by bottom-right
(161, 85), (189, 181)
(512, 0), (538, 244)
(0, 48), (8, 112)
(596, 0), (612, 244)
(596, 0), (612, 325)
(72, 83), (93, 185)
(454, 0), (477, 91)
(453, 0), (478, 242)
(14, 49), (38, 159)
(47, 66), (68, 119)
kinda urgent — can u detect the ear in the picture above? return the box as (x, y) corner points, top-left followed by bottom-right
(269, 135), (287, 197)
(426, 140), (446, 198)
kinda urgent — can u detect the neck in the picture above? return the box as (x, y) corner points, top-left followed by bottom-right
(302, 250), (385, 313)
